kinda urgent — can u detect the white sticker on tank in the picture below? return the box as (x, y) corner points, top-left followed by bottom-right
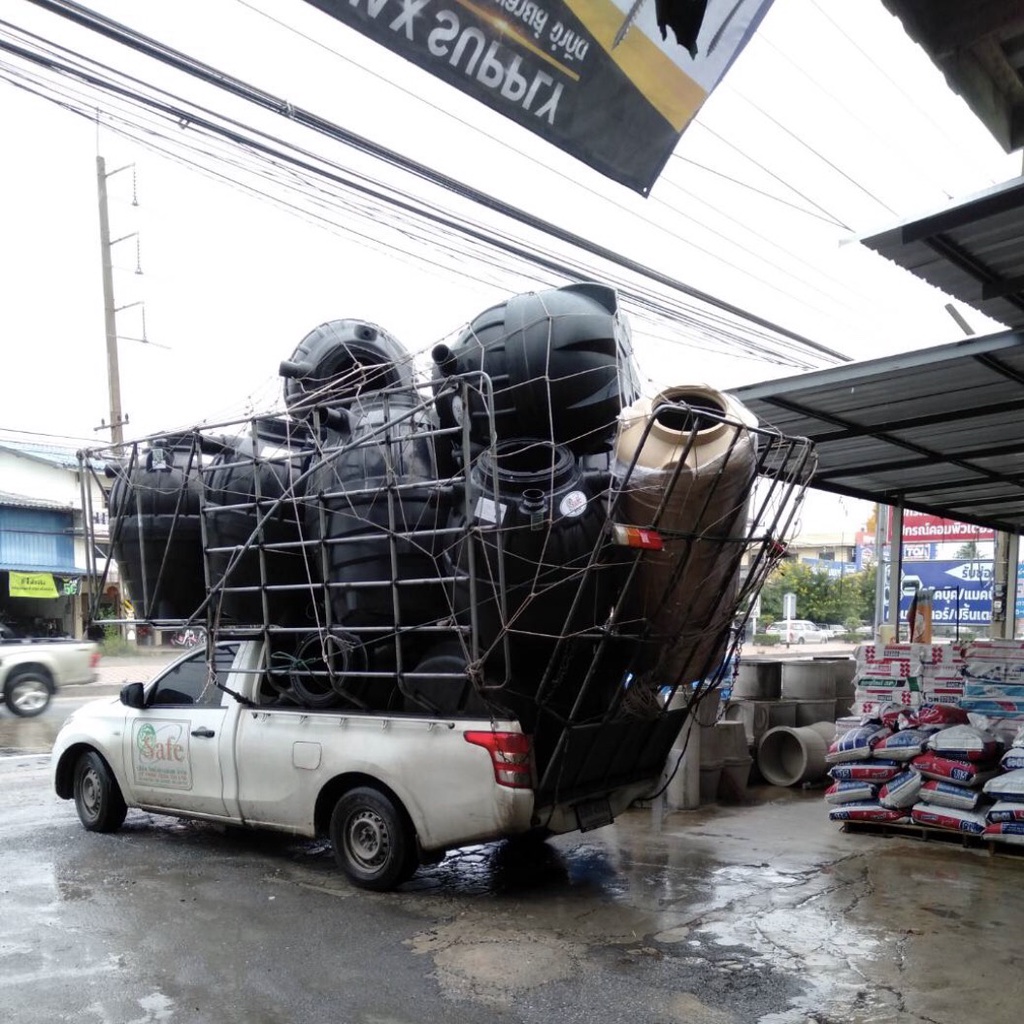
(559, 490), (588, 518)
(474, 496), (506, 525)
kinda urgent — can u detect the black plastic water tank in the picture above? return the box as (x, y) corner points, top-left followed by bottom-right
(448, 439), (613, 670)
(432, 283), (640, 455)
(304, 390), (452, 655)
(108, 435), (216, 621)
(204, 418), (318, 626)
(281, 319), (413, 419)
(404, 640), (490, 716)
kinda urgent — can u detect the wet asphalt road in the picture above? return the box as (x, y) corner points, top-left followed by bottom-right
(4, 650), (1024, 1022)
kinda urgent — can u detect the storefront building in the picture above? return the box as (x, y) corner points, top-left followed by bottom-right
(0, 441), (112, 639)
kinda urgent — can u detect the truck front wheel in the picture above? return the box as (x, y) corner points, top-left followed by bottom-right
(4, 668), (53, 717)
(73, 751), (127, 833)
(330, 786), (418, 891)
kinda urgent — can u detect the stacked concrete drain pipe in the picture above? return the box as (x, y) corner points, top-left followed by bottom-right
(724, 657), (857, 788)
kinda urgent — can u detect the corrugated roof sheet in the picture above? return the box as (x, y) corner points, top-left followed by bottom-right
(0, 490), (74, 512)
(0, 440), (106, 472)
(860, 177), (1024, 330)
(729, 329), (1024, 536)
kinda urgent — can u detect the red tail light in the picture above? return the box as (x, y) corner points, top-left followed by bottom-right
(464, 731), (533, 789)
(89, 651), (102, 668)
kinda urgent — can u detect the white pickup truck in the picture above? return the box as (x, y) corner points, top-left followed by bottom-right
(52, 641), (664, 889)
(0, 625), (100, 717)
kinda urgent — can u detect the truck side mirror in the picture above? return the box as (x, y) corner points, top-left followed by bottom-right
(120, 682), (145, 709)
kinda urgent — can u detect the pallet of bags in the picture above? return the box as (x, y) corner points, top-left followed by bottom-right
(964, 639), (1024, 685)
(908, 722), (1005, 834)
(962, 643), (1024, 717)
(910, 803), (989, 834)
(826, 706), (1001, 831)
(824, 719), (908, 823)
(829, 801), (910, 825)
(977, 724), (1024, 846)
(856, 687), (922, 716)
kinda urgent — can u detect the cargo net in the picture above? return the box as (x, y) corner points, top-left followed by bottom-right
(81, 296), (815, 755)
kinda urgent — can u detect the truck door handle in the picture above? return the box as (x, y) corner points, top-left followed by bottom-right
(191, 726), (216, 738)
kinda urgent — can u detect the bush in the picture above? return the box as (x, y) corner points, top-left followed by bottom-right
(752, 633), (781, 646)
(100, 631), (132, 657)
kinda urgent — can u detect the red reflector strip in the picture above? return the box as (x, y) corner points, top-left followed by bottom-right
(611, 524), (664, 550)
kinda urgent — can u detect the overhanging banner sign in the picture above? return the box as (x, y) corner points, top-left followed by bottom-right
(9, 571), (59, 599)
(302, 0), (775, 193)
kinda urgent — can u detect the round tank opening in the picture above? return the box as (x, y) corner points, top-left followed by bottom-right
(488, 441), (574, 480)
(653, 392), (726, 434)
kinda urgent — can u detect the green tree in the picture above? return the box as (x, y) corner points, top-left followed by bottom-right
(759, 561), (875, 627)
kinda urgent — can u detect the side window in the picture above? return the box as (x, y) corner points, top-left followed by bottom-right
(148, 644), (239, 708)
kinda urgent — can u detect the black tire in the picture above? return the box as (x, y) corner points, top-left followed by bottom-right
(73, 751), (128, 833)
(329, 786), (418, 891)
(4, 668), (53, 717)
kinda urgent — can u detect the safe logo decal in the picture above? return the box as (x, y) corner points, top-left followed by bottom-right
(132, 720), (193, 790)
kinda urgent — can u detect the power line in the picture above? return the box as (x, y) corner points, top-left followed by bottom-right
(0, 23), (834, 372)
(20, 0), (850, 365)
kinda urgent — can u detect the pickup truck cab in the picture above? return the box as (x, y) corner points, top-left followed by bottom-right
(0, 626), (100, 717)
(53, 641), (552, 889)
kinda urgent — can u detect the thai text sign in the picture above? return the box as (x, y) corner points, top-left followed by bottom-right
(892, 511), (994, 544)
(883, 560), (993, 627)
(9, 571), (58, 599)
(302, 0), (775, 193)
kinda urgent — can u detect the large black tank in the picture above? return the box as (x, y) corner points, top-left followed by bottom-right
(303, 389), (452, 665)
(403, 640), (491, 716)
(281, 319), (413, 419)
(108, 435), (219, 621)
(448, 439), (615, 680)
(431, 283), (640, 456)
(203, 418), (318, 626)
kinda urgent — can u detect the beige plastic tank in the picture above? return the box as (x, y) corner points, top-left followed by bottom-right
(613, 385), (758, 686)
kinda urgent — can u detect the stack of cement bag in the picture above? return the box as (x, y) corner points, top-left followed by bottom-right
(824, 701), (1024, 847)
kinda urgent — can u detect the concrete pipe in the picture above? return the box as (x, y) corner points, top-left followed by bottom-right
(757, 722), (834, 787)
(781, 660), (836, 700)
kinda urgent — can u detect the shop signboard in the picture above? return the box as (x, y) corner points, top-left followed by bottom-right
(801, 557), (855, 579)
(879, 543), (941, 563)
(882, 560), (993, 627)
(891, 511), (994, 544)
(8, 571), (59, 599)
(301, 0), (775, 193)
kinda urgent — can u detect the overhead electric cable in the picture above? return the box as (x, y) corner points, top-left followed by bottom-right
(22, 0), (851, 364)
(0, 23), (833, 369)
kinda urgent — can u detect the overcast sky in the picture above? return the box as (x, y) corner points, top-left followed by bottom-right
(0, 0), (1019, 535)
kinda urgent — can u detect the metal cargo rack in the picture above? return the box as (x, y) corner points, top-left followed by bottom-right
(80, 378), (815, 807)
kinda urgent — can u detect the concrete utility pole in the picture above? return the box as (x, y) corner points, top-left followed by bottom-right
(97, 155), (125, 448)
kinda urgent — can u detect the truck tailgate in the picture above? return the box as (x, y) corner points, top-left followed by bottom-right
(531, 706), (688, 807)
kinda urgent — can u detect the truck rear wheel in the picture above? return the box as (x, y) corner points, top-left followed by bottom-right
(73, 751), (128, 833)
(330, 786), (418, 891)
(4, 668), (53, 717)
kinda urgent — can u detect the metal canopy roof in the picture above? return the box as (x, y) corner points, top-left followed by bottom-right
(728, 329), (1024, 536)
(881, 1), (1024, 153)
(861, 176), (1024, 331)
